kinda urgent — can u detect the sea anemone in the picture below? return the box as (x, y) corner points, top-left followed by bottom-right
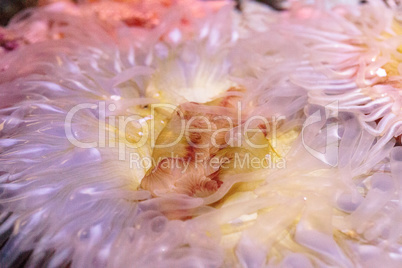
(1, 0), (402, 267)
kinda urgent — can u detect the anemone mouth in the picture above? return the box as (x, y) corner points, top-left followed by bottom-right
(139, 95), (282, 198)
(2, 0), (402, 267)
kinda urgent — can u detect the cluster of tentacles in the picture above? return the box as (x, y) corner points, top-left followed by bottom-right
(1, 0), (402, 267)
